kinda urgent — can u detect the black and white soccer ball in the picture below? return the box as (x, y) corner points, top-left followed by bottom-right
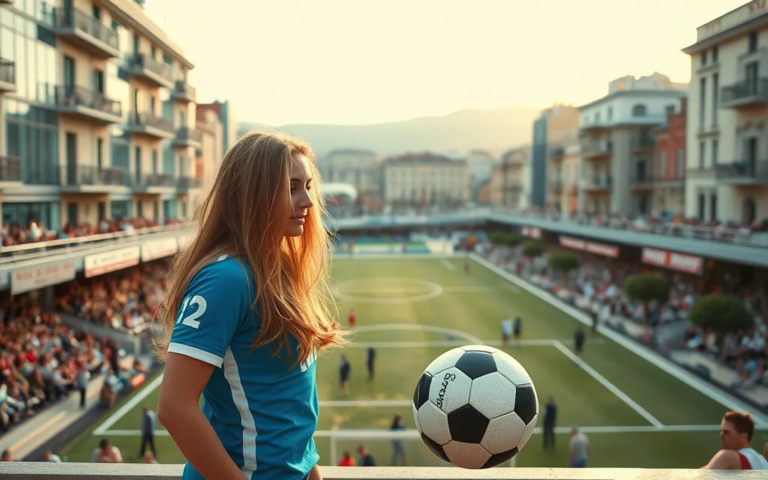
(413, 345), (539, 469)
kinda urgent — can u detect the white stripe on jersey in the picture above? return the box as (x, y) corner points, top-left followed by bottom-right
(739, 448), (768, 470)
(224, 348), (258, 478)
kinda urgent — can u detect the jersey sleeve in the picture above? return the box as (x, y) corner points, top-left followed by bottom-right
(167, 259), (252, 368)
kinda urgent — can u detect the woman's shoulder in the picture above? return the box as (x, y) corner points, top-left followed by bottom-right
(188, 255), (254, 298)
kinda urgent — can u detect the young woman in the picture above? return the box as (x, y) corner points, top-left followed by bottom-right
(156, 132), (346, 480)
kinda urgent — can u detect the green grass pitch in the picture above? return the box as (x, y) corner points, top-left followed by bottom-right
(58, 256), (766, 468)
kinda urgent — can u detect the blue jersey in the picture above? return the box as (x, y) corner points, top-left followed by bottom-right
(168, 256), (319, 480)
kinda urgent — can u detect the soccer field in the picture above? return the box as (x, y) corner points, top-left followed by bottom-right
(60, 255), (768, 468)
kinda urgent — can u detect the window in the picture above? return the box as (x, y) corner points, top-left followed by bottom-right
(677, 149), (684, 179)
(712, 139), (718, 166)
(749, 32), (758, 53)
(632, 104), (647, 117)
(92, 5), (101, 20)
(712, 73), (719, 126)
(712, 46), (719, 62)
(134, 146), (142, 183)
(607, 106), (613, 121)
(698, 194), (706, 220)
(595, 112), (601, 123)
(659, 151), (666, 178)
(5, 100), (59, 185)
(137, 201), (143, 218)
(710, 193), (717, 220)
(665, 105), (675, 116)
(701, 51), (708, 66)
(152, 150), (158, 174)
(699, 77), (706, 128)
(97, 138), (103, 170)
(699, 141), (705, 168)
(64, 56), (75, 86)
(94, 69), (104, 93)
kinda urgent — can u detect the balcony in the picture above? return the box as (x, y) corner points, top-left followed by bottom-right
(133, 173), (177, 194)
(583, 175), (612, 191)
(581, 141), (612, 160)
(52, 7), (119, 59)
(0, 58), (15, 92)
(172, 80), (196, 103)
(177, 175), (202, 193)
(174, 127), (203, 149)
(654, 174), (685, 188)
(549, 179), (563, 191)
(125, 111), (175, 140)
(715, 159), (768, 185)
(60, 165), (127, 193)
(548, 146), (565, 160)
(630, 174), (654, 190)
(55, 85), (122, 124)
(721, 78), (768, 109)
(630, 137), (654, 151)
(127, 53), (174, 89)
(0, 156), (22, 187)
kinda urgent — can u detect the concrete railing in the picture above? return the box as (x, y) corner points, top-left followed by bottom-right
(0, 464), (760, 479)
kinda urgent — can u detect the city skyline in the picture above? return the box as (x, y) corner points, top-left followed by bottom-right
(146, 0), (745, 126)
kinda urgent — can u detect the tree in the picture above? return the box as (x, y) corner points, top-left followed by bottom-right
(522, 242), (543, 258)
(504, 234), (523, 248)
(623, 274), (669, 325)
(489, 232), (508, 246)
(689, 295), (754, 335)
(548, 252), (580, 283)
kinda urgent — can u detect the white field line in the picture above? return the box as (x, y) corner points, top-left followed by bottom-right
(345, 339), (605, 348)
(553, 341), (664, 428)
(469, 253), (768, 427)
(99, 424), (768, 438)
(440, 259), (456, 271)
(442, 286), (498, 292)
(93, 374), (164, 436)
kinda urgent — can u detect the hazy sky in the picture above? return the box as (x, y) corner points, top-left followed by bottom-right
(145, 0), (744, 126)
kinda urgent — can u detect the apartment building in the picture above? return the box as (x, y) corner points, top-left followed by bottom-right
(683, 0), (768, 225)
(382, 153), (469, 211)
(319, 149), (380, 213)
(578, 73), (687, 215)
(652, 98), (687, 216)
(544, 105), (580, 213)
(0, 0), (212, 230)
(490, 147), (528, 210)
(195, 104), (224, 193)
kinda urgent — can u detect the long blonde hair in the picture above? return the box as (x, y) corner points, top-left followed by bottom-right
(155, 131), (345, 367)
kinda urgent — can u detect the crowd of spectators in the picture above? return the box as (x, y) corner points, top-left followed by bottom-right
(1, 217), (185, 247)
(55, 262), (167, 336)
(484, 242), (768, 393)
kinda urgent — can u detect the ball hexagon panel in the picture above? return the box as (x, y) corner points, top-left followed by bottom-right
(413, 372), (432, 410)
(469, 372), (517, 419)
(412, 403), (421, 433)
(492, 351), (533, 386)
(443, 441), (492, 470)
(480, 411), (526, 455)
(428, 367), (472, 414)
(482, 447), (519, 469)
(425, 347), (465, 376)
(513, 384), (538, 425)
(447, 404), (490, 444)
(461, 344), (499, 354)
(455, 351), (497, 380)
(519, 415), (537, 449)
(417, 401), (452, 445)
(421, 432), (449, 463)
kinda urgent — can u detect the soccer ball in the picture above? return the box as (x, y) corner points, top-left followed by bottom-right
(412, 345), (539, 469)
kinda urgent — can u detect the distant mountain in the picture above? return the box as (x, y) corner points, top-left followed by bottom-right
(239, 107), (540, 157)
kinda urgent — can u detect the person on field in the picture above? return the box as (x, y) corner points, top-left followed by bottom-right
(156, 132), (346, 480)
(702, 411), (768, 470)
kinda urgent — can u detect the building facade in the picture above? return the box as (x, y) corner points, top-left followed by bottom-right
(319, 149), (380, 214)
(195, 104), (224, 194)
(382, 153), (469, 212)
(652, 98), (687, 216)
(683, 0), (768, 225)
(578, 73), (687, 215)
(490, 147), (527, 210)
(545, 105), (580, 213)
(0, 0), (213, 230)
(530, 114), (548, 208)
(198, 99), (236, 157)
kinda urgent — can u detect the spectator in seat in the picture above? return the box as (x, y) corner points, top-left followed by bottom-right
(91, 439), (122, 463)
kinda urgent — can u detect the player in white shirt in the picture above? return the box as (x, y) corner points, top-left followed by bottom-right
(702, 411), (768, 470)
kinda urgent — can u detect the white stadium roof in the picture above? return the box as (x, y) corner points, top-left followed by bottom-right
(322, 183), (358, 201)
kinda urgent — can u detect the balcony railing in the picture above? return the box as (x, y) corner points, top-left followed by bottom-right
(582, 141), (612, 157)
(60, 165), (126, 187)
(715, 159), (768, 183)
(176, 127), (203, 145)
(585, 175), (612, 188)
(135, 173), (176, 188)
(129, 53), (174, 85)
(721, 78), (768, 107)
(54, 7), (119, 50)
(0, 464), (747, 479)
(0, 58), (15, 85)
(630, 137), (654, 150)
(0, 156), (22, 182)
(128, 111), (175, 134)
(55, 85), (122, 116)
(173, 80), (196, 101)
(178, 176), (202, 190)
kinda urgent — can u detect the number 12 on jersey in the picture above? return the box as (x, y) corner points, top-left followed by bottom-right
(176, 295), (208, 329)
